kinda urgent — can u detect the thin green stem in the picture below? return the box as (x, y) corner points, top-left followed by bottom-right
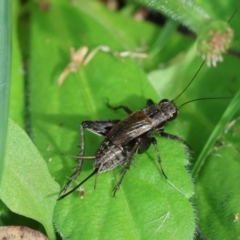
(192, 90), (240, 178)
(0, 0), (12, 182)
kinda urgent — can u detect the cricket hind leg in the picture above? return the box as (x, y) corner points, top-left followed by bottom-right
(112, 139), (141, 197)
(112, 133), (168, 196)
(58, 168), (99, 201)
(59, 124), (86, 195)
(60, 158), (84, 195)
(60, 120), (119, 195)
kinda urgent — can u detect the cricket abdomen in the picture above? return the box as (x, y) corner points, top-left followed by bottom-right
(94, 139), (132, 173)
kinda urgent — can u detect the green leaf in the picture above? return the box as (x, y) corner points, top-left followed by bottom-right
(55, 139), (194, 240)
(8, 0), (240, 238)
(28, 0), (195, 239)
(0, 119), (59, 239)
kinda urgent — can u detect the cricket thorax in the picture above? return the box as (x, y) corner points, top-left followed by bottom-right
(143, 99), (178, 128)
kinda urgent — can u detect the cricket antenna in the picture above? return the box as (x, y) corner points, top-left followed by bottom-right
(178, 96), (231, 109)
(174, 1), (239, 102)
(174, 60), (205, 101)
(228, 2), (240, 23)
(57, 169), (98, 201)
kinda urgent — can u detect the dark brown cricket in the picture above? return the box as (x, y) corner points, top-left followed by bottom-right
(58, 98), (184, 200)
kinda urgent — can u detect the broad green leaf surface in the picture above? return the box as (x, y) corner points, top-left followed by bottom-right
(7, 0), (240, 239)
(29, 0), (195, 239)
(0, 119), (59, 239)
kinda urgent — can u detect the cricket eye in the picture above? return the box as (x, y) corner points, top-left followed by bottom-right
(169, 111), (178, 121)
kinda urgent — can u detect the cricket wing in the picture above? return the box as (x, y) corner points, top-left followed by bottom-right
(107, 111), (152, 145)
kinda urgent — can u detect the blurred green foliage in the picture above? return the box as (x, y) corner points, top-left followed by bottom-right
(1, 0), (240, 239)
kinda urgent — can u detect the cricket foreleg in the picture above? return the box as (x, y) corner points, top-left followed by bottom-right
(150, 137), (168, 179)
(135, 133), (167, 178)
(160, 132), (188, 147)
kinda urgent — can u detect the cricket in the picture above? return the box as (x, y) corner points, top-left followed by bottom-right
(57, 3), (239, 201)
(57, 59), (229, 201)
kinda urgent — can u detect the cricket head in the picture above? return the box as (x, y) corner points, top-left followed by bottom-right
(158, 99), (179, 121)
